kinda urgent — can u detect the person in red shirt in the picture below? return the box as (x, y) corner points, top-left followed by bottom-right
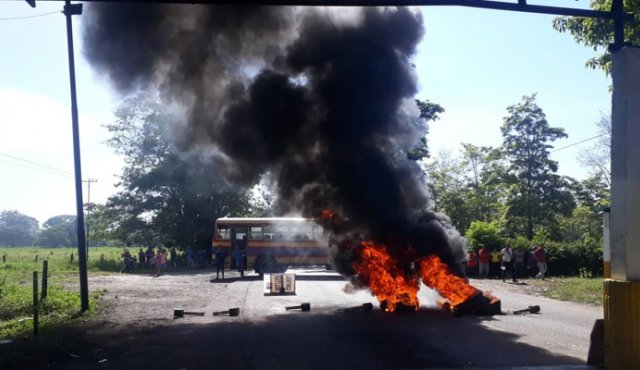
(478, 244), (491, 279)
(532, 245), (547, 279)
(466, 249), (479, 278)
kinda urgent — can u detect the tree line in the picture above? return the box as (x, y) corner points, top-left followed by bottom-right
(0, 93), (610, 278)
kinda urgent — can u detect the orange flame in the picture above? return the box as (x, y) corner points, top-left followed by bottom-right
(321, 209), (336, 220)
(352, 241), (419, 312)
(419, 255), (478, 307)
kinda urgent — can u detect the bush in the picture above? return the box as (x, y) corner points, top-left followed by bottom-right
(535, 240), (603, 278)
(465, 221), (503, 249)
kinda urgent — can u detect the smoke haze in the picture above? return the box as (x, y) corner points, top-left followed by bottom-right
(82, 4), (466, 276)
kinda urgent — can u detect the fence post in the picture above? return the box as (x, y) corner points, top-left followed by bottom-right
(70, 253), (74, 263)
(33, 271), (39, 336)
(41, 260), (48, 300)
(34, 255), (38, 262)
(2, 255), (5, 263)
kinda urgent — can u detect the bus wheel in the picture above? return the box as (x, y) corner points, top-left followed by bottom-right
(256, 256), (276, 275)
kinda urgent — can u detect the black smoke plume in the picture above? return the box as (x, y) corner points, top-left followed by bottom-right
(82, 5), (466, 276)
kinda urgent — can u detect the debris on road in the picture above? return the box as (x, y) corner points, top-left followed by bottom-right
(285, 303), (311, 312)
(173, 308), (205, 318)
(213, 308), (240, 316)
(513, 305), (541, 315)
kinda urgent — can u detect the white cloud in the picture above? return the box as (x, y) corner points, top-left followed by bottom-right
(0, 87), (123, 224)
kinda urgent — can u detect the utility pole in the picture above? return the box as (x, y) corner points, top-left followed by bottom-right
(83, 178), (97, 257)
(63, 0), (89, 312)
(25, 0), (88, 312)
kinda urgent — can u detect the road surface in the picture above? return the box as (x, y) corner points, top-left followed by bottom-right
(2, 268), (603, 369)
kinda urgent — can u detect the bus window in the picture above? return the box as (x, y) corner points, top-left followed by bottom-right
(292, 225), (313, 240)
(274, 225), (289, 240)
(217, 226), (231, 240)
(250, 226), (263, 240)
(233, 227), (248, 241)
(263, 225), (275, 240)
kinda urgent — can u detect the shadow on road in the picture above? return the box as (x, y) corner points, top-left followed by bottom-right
(1, 307), (585, 370)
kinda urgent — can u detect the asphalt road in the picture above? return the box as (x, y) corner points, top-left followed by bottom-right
(2, 268), (603, 370)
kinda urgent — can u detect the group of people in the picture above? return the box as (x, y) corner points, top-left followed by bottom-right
(466, 244), (547, 281)
(213, 245), (246, 280)
(120, 243), (248, 279)
(120, 246), (185, 276)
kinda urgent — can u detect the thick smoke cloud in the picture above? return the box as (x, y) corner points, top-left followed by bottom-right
(82, 5), (466, 274)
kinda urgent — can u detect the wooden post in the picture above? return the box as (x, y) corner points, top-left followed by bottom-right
(100, 254), (104, 262)
(34, 255), (38, 262)
(2, 255), (5, 263)
(70, 253), (74, 263)
(33, 271), (39, 336)
(41, 260), (48, 300)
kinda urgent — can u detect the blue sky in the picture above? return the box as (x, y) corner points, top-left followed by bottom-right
(0, 1), (611, 224)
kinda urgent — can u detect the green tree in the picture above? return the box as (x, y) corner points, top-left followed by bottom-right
(500, 95), (575, 240)
(424, 150), (473, 231)
(407, 99), (445, 161)
(34, 215), (76, 247)
(105, 93), (252, 249)
(553, 1), (640, 74)
(0, 210), (39, 246)
(459, 144), (506, 225)
(85, 203), (118, 245)
(578, 115), (611, 187)
(560, 205), (603, 245)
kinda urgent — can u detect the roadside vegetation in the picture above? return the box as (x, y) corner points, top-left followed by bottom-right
(0, 246), (124, 339)
(528, 277), (603, 305)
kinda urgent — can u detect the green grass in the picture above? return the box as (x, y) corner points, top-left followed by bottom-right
(0, 246), (125, 339)
(529, 277), (603, 305)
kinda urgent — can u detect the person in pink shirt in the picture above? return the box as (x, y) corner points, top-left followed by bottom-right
(155, 248), (167, 277)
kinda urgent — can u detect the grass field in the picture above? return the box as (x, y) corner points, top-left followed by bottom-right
(528, 277), (604, 305)
(0, 246), (125, 339)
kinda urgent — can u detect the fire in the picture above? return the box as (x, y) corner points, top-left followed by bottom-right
(321, 209), (336, 220)
(324, 209), (493, 314)
(419, 255), (478, 307)
(352, 244), (482, 313)
(352, 241), (419, 312)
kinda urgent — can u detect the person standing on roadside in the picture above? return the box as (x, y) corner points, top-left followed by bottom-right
(185, 246), (195, 269)
(514, 248), (525, 279)
(146, 247), (154, 269)
(170, 247), (177, 268)
(155, 248), (167, 277)
(138, 248), (146, 269)
(532, 245), (547, 279)
(215, 246), (227, 280)
(232, 247), (244, 277)
(466, 248), (478, 278)
(500, 245), (516, 283)
(490, 248), (501, 278)
(478, 244), (490, 279)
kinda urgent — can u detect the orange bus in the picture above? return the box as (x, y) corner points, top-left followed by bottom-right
(212, 217), (330, 274)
